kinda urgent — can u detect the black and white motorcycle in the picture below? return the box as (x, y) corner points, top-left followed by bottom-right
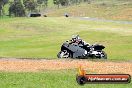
(57, 40), (107, 59)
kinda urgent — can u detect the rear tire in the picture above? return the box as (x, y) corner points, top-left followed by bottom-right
(91, 51), (107, 59)
(101, 51), (107, 59)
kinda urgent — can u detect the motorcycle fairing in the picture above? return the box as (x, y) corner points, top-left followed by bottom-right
(61, 43), (86, 58)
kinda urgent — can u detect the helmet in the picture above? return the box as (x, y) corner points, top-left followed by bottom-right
(72, 35), (80, 39)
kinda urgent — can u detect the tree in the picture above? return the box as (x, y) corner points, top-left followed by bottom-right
(23, 0), (37, 12)
(9, 0), (25, 17)
(69, 0), (76, 5)
(0, 2), (2, 15)
(53, 0), (69, 8)
(84, 0), (91, 4)
(37, 0), (43, 11)
(60, 0), (69, 6)
(0, 0), (9, 16)
(43, 0), (48, 7)
(37, 0), (43, 4)
(53, 0), (60, 8)
(36, 0), (48, 12)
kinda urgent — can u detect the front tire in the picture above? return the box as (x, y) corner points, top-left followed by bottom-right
(57, 50), (72, 58)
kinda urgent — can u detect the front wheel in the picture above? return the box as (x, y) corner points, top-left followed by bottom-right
(57, 50), (72, 58)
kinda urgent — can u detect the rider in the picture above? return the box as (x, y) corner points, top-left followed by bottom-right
(71, 35), (90, 46)
(71, 35), (80, 44)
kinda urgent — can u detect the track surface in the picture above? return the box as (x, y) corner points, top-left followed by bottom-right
(78, 17), (132, 24)
(0, 58), (132, 75)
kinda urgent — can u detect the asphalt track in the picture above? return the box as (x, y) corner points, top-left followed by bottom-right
(77, 17), (132, 24)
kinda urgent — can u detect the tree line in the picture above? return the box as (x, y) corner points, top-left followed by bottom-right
(0, 0), (91, 17)
(53, 0), (91, 8)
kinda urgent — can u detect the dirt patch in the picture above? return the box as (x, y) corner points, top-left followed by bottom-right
(112, 8), (132, 20)
(0, 58), (132, 75)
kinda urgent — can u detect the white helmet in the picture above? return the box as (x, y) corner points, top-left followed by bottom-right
(72, 35), (80, 39)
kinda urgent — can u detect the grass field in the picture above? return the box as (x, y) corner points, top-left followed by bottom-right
(0, 17), (132, 60)
(0, 1), (132, 88)
(47, 0), (132, 21)
(0, 70), (131, 88)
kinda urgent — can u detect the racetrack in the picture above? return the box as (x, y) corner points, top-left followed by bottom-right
(0, 58), (132, 75)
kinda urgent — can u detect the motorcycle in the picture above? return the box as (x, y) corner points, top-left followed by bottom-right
(57, 40), (107, 59)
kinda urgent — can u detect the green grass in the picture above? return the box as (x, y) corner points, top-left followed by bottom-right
(0, 17), (132, 60)
(47, 0), (132, 21)
(1, 1), (132, 88)
(0, 70), (131, 88)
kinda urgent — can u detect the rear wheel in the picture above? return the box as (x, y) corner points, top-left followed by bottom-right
(91, 51), (107, 59)
(101, 51), (107, 59)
